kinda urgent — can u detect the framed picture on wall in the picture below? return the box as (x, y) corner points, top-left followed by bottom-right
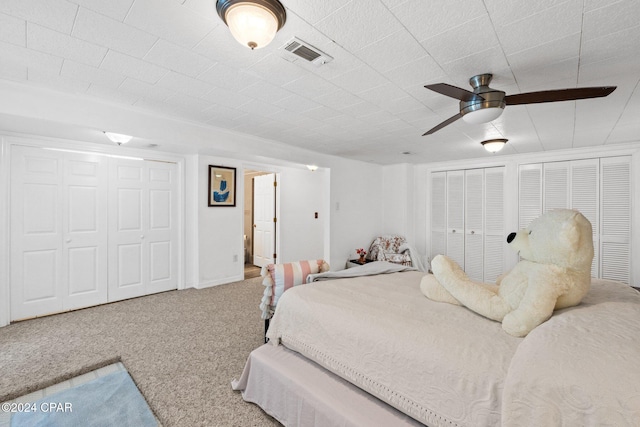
(208, 165), (236, 207)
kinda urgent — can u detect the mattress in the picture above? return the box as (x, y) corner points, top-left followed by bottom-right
(232, 343), (423, 427)
(265, 272), (640, 426)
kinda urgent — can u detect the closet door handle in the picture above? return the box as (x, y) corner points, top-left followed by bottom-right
(451, 229), (456, 233)
(65, 238), (72, 243)
(470, 230), (475, 234)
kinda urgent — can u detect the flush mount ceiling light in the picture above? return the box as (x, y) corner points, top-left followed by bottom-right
(216, 0), (286, 50)
(481, 138), (508, 153)
(104, 131), (133, 145)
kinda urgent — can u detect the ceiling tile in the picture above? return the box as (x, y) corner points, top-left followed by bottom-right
(0, 0), (77, 34)
(384, 55), (445, 91)
(315, 1), (403, 52)
(272, 93), (321, 113)
(125, 0), (216, 49)
(248, 54), (308, 87)
(283, 73), (339, 99)
(580, 24), (640, 66)
(354, 29), (426, 74)
(27, 23), (107, 67)
(144, 39), (215, 78)
(439, 46), (512, 86)
(0, 62), (27, 81)
(582, 0), (640, 41)
(72, 7), (158, 58)
(61, 60), (125, 89)
(197, 62), (262, 92)
(284, 0), (352, 25)
(0, 40), (63, 72)
(507, 33), (580, 73)
(483, 0), (563, 27)
(422, 14), (499, 65)
(330, 65), (388, 94)
(156, 71), (215, 99)
(513, 57), (578, 91)
(201, 86), (252, 109)
(389, 0), (487, 41)
(86, 84), (139, 105)
(28, 67), (90, 93)
(495, 0), (583, 55)
(0, 12), (26, 46)
(337, 101), (381, 118)
(118, 77), (173, 102)
(181, 0), (216, 17)
(240, 80), (292, 104)
(315, 89), (362, 110)
(101, 51), (168, 84)
(68, 0), (135, 21)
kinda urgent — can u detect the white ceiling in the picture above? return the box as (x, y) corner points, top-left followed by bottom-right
(0, 0), (639, 164)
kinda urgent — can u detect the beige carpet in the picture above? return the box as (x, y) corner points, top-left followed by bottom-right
(0, 277), (280, 426)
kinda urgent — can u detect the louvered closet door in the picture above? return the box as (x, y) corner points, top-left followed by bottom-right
(519, 164), (543, 229)
(543, 161), (569, 211)
(484, 167), (505, 282)
(430, 172), (447, 260)
(464, 169), (484, 281)
(600, 156), (631, 284)
(570, 159), (599, 278)
(446, 171), (465, 267)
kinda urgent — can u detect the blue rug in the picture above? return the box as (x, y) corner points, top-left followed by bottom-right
(11, 370), (157, 427)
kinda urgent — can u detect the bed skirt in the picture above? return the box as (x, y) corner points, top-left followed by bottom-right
(232, 344), (424, 427)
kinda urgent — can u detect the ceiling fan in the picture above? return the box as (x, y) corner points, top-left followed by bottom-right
(422, 74), (616, 136)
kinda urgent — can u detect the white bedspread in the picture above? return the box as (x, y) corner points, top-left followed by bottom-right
(266, 272), (640, 427)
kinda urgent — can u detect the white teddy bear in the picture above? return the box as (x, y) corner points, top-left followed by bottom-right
(421, 209), (594, 337)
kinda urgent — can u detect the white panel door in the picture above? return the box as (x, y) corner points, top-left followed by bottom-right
(464, 169), (484, 281)
(484, 167), (505, 283)
(446, 171), (465, 268)
(10, 146), (108, 320)
(108, 159), (178, 302)
(11, 146), (64, 320)
(147, 162), (179, 294)
(109, 159), (146, 301)
(430, 172), (447, 260)
(253, 173), (275, 267)
(63, 152), (108, 311)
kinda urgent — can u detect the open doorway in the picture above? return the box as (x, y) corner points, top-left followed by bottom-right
(244, 170), (278, 279)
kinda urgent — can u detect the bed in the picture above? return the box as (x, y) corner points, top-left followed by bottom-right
(233, 266), (640, 426)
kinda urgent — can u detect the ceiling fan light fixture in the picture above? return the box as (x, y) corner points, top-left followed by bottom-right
(462, 106), (504, 124)
(216, 0), (286, 50)
(104, 131), (133, 145)
(481, 138), (508, 153)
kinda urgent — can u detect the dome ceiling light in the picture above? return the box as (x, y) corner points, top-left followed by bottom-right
(216, 0), (287, 50)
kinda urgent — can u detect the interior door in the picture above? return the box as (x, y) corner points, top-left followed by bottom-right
(253, 173), (275, 267)
(108, 159), (178, 302)
(10, 146), (108, 320)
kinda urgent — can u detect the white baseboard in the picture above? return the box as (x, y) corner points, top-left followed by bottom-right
(195, 275), (244, 289)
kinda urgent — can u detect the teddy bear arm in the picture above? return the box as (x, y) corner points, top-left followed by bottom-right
(502, 276), (563, 337)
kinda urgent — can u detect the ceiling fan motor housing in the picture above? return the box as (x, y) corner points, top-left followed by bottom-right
(460, 74), (506, 117)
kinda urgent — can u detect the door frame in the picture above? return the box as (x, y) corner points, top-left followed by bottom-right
(0, 134), (186, 327)
(243, 163), (281, 277)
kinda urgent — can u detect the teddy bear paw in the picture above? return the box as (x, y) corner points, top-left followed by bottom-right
(502, 312), (531, 337)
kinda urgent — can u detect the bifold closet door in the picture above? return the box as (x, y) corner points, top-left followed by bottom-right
(10, 146), (108, 321)
(446, 170), (465, 268)
(464, 169), (483, 281)
(430, 172), (447, 259)
(108, 159), (178, 302)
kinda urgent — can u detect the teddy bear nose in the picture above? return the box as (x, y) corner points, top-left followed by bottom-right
(507, 232), (516, 243)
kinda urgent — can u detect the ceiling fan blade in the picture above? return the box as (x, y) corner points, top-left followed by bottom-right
(422, 113), (463, 136)
(424, 83), (484, 102)
(504, 86), (616, 105)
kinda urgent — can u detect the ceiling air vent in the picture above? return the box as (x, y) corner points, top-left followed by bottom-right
(281, 37), (333, 66)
